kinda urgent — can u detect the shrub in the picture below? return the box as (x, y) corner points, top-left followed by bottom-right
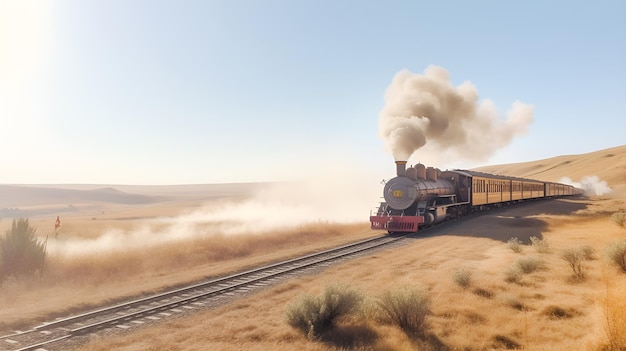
(611, 212), (626, 229)
(473, 288), (494, 299)
(0, 218), (47, 279)
(580, 244), (596, 260)
(504, 294), (526, 311)
(530, 236), (550, 253)
(605, 239), (626, 273)
(376, 286), (430, 336)
(453, 268), (472, 288)
(516, 256), (542, 274)
(602, 280), (626, 351)
(504, 266), (523, 283)
(507, 237), (523, 253)
(285, 284), (362, 339)
(561, 247), (585, 280)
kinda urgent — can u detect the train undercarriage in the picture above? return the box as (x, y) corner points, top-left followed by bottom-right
(370, 195), (470, 233)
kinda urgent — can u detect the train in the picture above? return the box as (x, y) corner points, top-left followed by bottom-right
(370, 161), (583, 233)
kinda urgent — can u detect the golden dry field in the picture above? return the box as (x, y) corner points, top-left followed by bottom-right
(1, 145), (626, 350)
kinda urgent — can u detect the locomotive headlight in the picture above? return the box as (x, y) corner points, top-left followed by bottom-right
(383, 177), (418, 210)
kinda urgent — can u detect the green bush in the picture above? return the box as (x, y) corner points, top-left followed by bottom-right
(453, 268), (472, 288)
(376, 286), (430, 336)
(530, 236), (550, 253)
(605, 239), (626, 273)
(507, 237), (523, 253)
(285, 284), (362, 339)
(561, 247), (585, 280)
(0, 218), (47, 279)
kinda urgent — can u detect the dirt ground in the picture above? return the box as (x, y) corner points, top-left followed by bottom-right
(71, 192), (626, 351)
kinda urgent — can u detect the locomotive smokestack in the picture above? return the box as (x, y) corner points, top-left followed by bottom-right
(396, 161), (407, 177)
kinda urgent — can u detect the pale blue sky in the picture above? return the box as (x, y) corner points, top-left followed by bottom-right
(1, 0), (624, 184)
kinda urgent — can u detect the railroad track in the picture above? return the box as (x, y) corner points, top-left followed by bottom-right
(0, 233), (406, 351)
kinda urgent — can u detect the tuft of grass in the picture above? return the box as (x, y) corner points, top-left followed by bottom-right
(580, 244), (596, 260)
(561, 247), (586, 280)
(285, 284), (362, 340)
(605, 239), (626, 273)
(504, 266), (523, 284)
(0, 218), (47, 280)
(611, 212), (626, 229)
(507, 237), (523, 253)
(453, 268), (472, 288)
(601, 279), (626, 351)
(376, 286), (431, 337)
(473, 288), (494, 299)
(492, 334), (522, 350)
(516, 256), (543, 274)
(503, 294), (526, 311)
(543, 305), (578, 320)
(530, 236), (550, 253)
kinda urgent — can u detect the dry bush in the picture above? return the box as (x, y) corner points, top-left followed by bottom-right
(605, 239), (626, 273)
(561, 247), (585, 280)
(452, 268), (472, 288)
(285, 284), (362, 340)
(611, 212), (626, 229)
(504, 266), (523, 284)
(543, 305), (578, 320)
(516, 256), (542, 274)
(492, 334), (522, 350)
(530, 236), (550, 253)
(503, 294), (526, 311)
(472, 288), (494, 299)
(0, 219), (47, 280)
(376, 286), (431, 337)
(507, 237), (523, 253)
(600, 280), (626, 351)
(581, 244), (596, 260)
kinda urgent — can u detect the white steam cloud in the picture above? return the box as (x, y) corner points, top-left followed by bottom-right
(559, 176), (612, 196)
(46, 164), (381, 256)
(379, 65), (534, 165)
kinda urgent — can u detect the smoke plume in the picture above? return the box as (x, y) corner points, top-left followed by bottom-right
(379, 65), (534, 164)
(559, 176), (612, 196)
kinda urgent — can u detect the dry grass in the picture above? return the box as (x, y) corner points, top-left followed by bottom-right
(72, 195), (626, 351)
(0, 218), (374, 331)
(597, 274), (626, 351)
(3, 144), (626, 350)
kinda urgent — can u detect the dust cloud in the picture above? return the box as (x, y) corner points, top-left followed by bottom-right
(379, 65), (534, 165)
(46, 164), (382, 256)
(559, 176), (612, 196)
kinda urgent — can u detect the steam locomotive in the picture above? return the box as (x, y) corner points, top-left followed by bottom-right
(370, 161), (582, 233)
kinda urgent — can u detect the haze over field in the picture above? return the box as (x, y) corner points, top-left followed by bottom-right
(0, 145), (623, 259)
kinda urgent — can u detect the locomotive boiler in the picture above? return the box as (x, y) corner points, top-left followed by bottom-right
(370, 161), (471, 232)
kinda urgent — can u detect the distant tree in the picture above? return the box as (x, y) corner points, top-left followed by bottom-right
(0, 218), (47, 279)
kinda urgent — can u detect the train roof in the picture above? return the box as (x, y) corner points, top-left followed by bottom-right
(446, 169), (567, 185)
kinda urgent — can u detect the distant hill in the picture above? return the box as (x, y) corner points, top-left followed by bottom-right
(473, 144), (626, 190)
(0, 185), (160, 208)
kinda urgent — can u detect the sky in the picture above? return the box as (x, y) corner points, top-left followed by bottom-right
(0, 0), (624, 185)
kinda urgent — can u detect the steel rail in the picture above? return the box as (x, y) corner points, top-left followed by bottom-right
(2, 233), (404, 351)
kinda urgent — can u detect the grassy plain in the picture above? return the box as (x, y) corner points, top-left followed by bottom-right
(1, 145), (625, 350)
